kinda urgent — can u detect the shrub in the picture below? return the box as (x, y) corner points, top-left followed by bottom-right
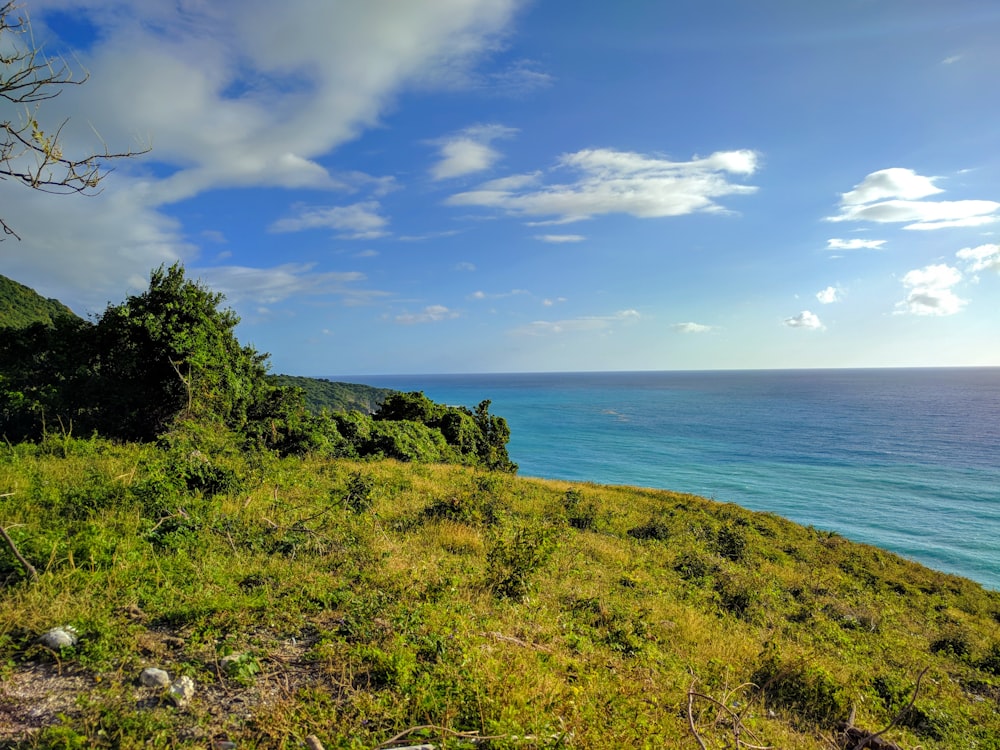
(977, 642), (1000, 675)
(485, 523), (555, 600)
(563, 488), (598, 531)
(714, 523), (749, 563)
(752, 649), (848, 727)
(628, 518), (670, 541)
(342, 471), (375, 513)
(930, 629), (971, 658)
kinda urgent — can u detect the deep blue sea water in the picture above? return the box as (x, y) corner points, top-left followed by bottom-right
(337, 369), (1000, 590)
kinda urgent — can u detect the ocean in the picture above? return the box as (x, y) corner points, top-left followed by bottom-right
(344, 368), (1000, 591)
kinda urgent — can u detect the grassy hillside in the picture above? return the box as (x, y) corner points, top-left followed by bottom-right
(269, 375), (394, 414)
(1, 436), (997, 749)
(0, 275), (77, 329)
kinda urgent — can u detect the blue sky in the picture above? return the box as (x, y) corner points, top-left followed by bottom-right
(4, 0), (1000, 375)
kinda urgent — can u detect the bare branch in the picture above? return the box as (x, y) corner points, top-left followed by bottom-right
(1, 521), (39, 582)
(0, 1), (149, 238)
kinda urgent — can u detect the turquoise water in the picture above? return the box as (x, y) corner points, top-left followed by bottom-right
(344, 369), (1000, 590)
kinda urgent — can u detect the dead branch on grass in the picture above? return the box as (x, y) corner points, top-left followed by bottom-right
(1, 521), (38, 582)
(686, 679), (773, 750)
(837, 667), (929, 750)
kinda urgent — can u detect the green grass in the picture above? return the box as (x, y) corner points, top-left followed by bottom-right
(1, 437), (998, 748)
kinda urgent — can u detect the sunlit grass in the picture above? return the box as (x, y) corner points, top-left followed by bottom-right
(1, 437), (998, 748)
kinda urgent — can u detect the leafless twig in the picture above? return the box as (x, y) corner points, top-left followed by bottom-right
(0, 522), (38, 581)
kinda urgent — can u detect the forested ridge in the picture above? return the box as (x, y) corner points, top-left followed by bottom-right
(0, 274), (78, 329)
(268, 375), (393, 415)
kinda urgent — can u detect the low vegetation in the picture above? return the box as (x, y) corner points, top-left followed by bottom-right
(0, 268), (997, 748)
(1, 438), (998, 748)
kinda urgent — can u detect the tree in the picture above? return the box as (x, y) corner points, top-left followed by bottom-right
(0, 1), (144, 239)
(0, 263), (302, 444)
(94, 263), (283, 441)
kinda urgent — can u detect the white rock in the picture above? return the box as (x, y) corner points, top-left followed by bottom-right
(169, 675), (196, 706)
(39, 626), (78, 650)
(139, 667), (171, 688)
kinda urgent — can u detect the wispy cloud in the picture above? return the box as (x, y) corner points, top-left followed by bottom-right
(896, 264), (966, 316)
(484, 58), (554, 96)
(469, 289), (529, 300)
(429, 124), (518, 180)
(783, 310), (824, 329)
(195, 263), (371, 305)
(826, 238), (886, 251)
(671, 322), (715, 334)
(447, 148), (759, 223)
(511, 309), (640, 336)
(535, 234), (585, 243)
(395, 304), (460, 324)
(827, 168), (1000, 230)
(270, 201), (389, 239)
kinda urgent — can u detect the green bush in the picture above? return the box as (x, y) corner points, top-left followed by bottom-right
(752, 649), (848, 727)
(563, 488), (598, 531)
(342, 471), (375, 513)
(485, 523), (556, 600)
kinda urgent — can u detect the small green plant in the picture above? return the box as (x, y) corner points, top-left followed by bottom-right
(342, 471), (374, 513)
(221, 651), (261, 687)
(485, 523), (555, 600)
(562, 488), (598, 531)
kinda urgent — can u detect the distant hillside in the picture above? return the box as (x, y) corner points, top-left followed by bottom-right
(269, 374), (394, 414)
(0, 274), (78, 328)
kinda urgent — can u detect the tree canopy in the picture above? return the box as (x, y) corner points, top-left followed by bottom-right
(0, 263), (287, 442)
(0, 264), (517, 471)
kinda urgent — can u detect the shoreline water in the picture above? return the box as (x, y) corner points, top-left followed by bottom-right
(328, 368), (1000, 590)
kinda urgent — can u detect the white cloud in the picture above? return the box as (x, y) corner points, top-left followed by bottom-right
(956, 243), (1000, 273)
(454, 262), (477, 272)
(816, 286), (840, 304)
(270, 202), (389, 238)
(194, 263), (372, 305)
(826, 238), (886, 251)
(671, 322), (715, 334)
(896, 263), (966, 316)
(511, 309), (639, 336)
(9, 0), (519, 305)
(429, 124), (518, 180)
(0, 181), (190, 312)
(542, 297), (567, 306)
(840, 168), (943, 205)
(784, 311), (824, 329)
(469, 289), (528, 300)
(827, 168), (1000, 230)
(395, 304), (460, 324)
(447, 148), (759, 223)
(535, 234), (585, 243)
